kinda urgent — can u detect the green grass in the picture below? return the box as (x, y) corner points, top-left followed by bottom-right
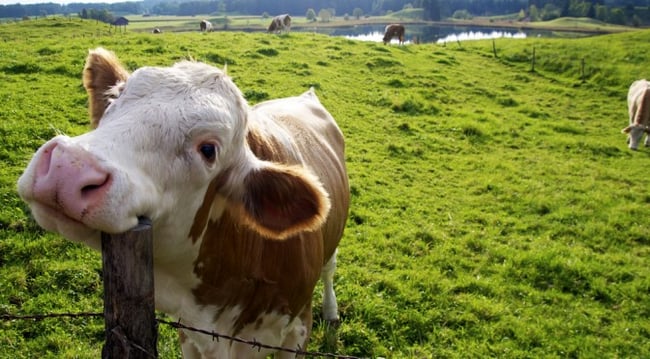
(1, 17), (650, 358)
(533, 16), (632, 32)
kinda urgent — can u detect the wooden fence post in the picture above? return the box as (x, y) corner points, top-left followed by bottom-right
(531, 46), (536, 72)
(101, 218), (157, 359)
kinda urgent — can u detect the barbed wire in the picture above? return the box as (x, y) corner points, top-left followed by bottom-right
(1, 312), (365, 359)
(0, 312), (103, 321)
(159, 317), (364, 359)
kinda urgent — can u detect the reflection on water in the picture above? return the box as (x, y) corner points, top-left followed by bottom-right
(436, 30), (526, 43)
(303, 24), (585, 44)
(345, 31), (407, 43)
(344, 29), (526, 43)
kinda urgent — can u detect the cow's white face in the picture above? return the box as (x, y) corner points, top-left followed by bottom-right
(18, 49), (330, 255)
(17, 60), (249, 250)
(622, 124), (647, 150)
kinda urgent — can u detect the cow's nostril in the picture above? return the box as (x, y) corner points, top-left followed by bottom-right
(80, 175), (111, 198)
(81, 184), (101, 194)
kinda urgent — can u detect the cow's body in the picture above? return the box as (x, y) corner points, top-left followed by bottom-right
(622, 79), (650, 150)
(268, 14), (291, 33)
(383, 24), (405, 45)
(17, 48), (349, 358)
(200, 19), (213, 32)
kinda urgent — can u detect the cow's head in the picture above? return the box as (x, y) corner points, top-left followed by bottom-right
(17, 48), (330, 250)
(622, 124), (649, 150)
(267, 20), (277, 33)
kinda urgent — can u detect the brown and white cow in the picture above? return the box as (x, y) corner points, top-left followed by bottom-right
(268, 14), (291, 34)
(200, 19), (213, 32)
(383, 24), (405, 45)
(622, 79), (650, 150)
(17, 48), (349, 358)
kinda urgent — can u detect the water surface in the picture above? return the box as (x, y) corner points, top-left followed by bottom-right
(299, 24), (591, 44)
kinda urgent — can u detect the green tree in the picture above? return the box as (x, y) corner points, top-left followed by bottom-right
(318, 8), (332, 22)
(352, 7), (363, 19)
(609, 8), (625, 25)
(541, 3), (561, 21)
(421, 0), (440, 21)
(594, 5), (608, 22)
(452, 9), (472, 19)
(568, 0), (590, 17)
(529, 4), (539, 21)
(306, 8), (316, 22)
(518, 9), (526, 20)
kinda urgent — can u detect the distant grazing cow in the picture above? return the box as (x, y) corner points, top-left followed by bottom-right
(17, 48), (350, 358)
(268, 14), (291, 34)
(622, 79), (650, 150)
(383, 24), (405, 45)
(200, 19), (213, 32)
(152, 28), (162, 34)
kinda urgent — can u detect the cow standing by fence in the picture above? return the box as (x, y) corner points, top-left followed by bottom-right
(268, 14), (291, 34)
(383, 24), (405, 45)
(622, 79), (650, 150)
(17, 48), (350, 358)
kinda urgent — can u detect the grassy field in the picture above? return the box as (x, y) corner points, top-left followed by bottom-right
(123, 11), (426, 33)
(1, 17), (650, 358)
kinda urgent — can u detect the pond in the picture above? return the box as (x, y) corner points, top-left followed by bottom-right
(299, 24), (592, 44)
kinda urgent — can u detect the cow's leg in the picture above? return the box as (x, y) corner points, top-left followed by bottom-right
(277, 305), (312, 359)
(321, 249), (339, 324)
(645, 133), (650, 147)
(179, 330), (202, 359)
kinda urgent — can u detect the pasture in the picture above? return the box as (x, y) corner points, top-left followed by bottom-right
(1, 17), (649, 358)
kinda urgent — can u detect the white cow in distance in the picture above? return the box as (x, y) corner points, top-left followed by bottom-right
(622, 79), (650, 150)
(200, 19), (213, 32)
(17, 48), (350, 358)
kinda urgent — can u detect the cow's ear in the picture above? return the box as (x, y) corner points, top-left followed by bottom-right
(622, 126), (632, 134)
(82, 48), (130, 128)
(239, 164), (331, 240)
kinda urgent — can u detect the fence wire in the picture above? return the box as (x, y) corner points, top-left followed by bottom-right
(1, 312), (365, 359)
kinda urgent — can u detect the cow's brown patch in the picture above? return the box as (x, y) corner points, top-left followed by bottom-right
(246, 126), (288, 162)
(192, 207), (322, 334)
(188, 173), (228, 243)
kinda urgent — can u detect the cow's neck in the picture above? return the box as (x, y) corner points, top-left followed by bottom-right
(155, 123), (320, 334)
(191, 207), (322, 333)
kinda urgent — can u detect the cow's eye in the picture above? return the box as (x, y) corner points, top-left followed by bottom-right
(198, 143), (217, 162)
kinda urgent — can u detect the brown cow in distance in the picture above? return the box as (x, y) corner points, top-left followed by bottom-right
(383, 23), (405, 45)
(268, 14), (291, 33)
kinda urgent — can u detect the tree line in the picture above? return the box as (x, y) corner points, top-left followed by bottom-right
(1, 0), (650, 26)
